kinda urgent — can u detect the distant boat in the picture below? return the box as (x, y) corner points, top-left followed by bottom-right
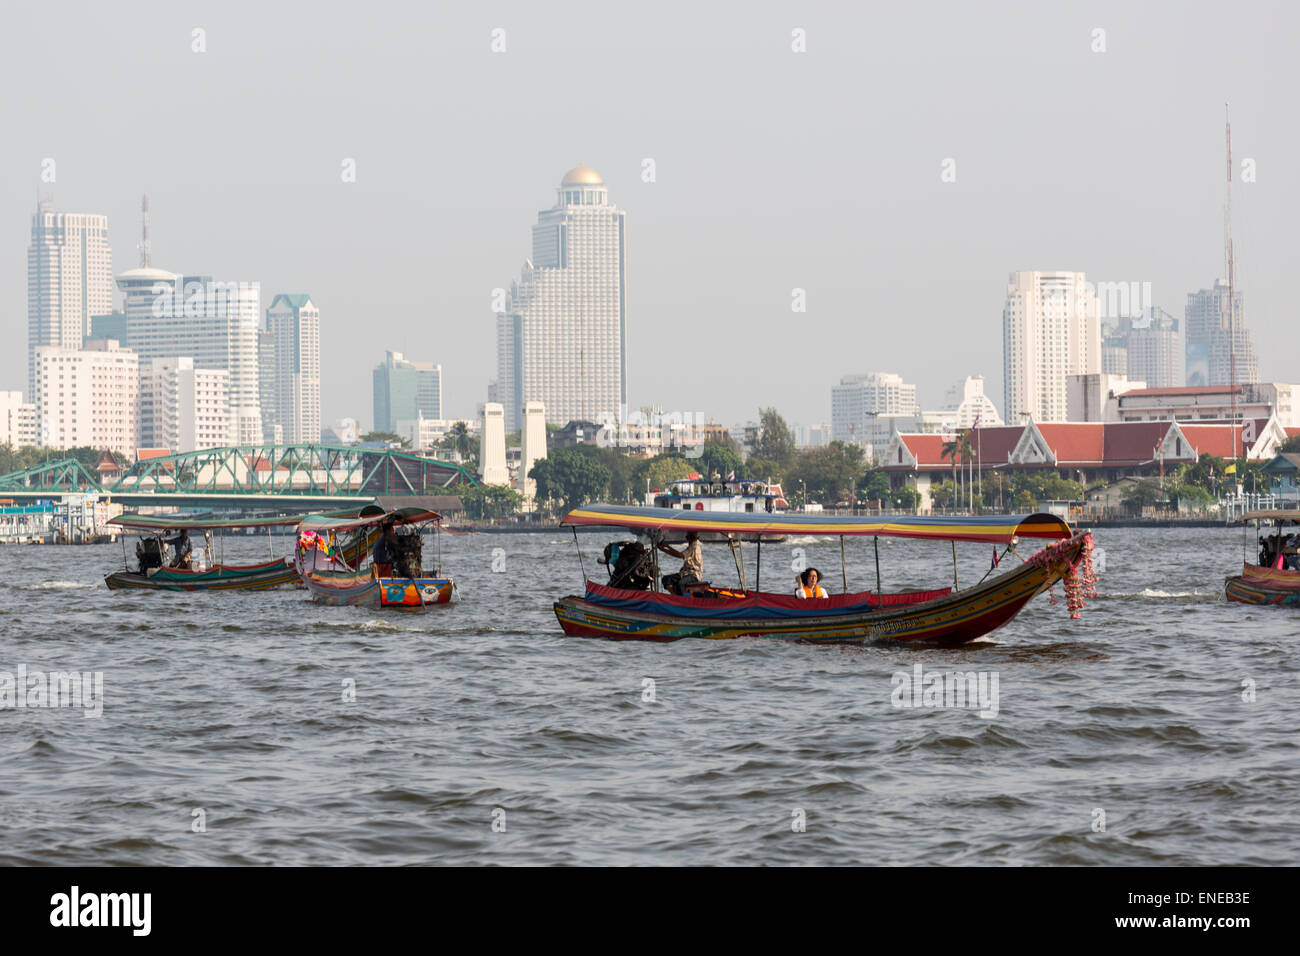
(298, 507), (455, 609)
(553, 505), (1095, 646)
(1225, 510), (1300, 606)
(104, 512), (375, 592)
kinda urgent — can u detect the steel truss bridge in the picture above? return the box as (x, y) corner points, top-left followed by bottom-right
(0, 445), (476, 510)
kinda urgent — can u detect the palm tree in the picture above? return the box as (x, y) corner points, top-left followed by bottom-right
(958, 430), (975, 510)
(441, 422), (472, 461)
(940, 435), (962, 512)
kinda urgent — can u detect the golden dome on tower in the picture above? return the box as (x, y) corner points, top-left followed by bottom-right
(560, 164), (604, 186)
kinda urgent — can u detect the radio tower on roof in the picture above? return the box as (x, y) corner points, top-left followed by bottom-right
(138, 193), (151, 268)
(1226, 105), (1239, 462)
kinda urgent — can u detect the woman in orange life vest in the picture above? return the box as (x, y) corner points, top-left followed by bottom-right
(795, 567), (828, 599)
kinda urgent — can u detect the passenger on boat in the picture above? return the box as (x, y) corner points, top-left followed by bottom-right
(658, 531), (703, 595)
(795, 567), (828, 599)
(166, 530), (193, 570)
(1281, 535), (1300, 571)
(373, 521), (397, 577)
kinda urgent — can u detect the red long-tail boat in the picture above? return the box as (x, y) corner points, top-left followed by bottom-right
(553, 505), (1095, 646)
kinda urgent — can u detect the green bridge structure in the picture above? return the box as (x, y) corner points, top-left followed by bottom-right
(0, 445), (477, 511)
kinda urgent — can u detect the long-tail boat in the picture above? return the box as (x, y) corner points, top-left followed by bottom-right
(553, 505), (1096, 646)
(298, 507), (455, 608)
(1225, 510), (1300, 606)
(105, 512), (378, 591)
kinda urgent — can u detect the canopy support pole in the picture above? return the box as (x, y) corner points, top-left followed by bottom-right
(572, 527), (586, 584)
(874, 536), (881, 595)
(951, 540), (959, 590)
(756, 537), (762, 593)
(840, 535), (847, 592)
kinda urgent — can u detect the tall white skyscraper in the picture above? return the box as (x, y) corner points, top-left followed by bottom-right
(1002, 271), (1101, 423)
(831, 372), (919, 445)
(27, 201), (114, 399)
(496, 165), (627, 432)
(117, 271), (263, 444)
(265, 294), (321, 445)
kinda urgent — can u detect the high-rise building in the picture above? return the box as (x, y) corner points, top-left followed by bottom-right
(1126, 309), (1184, 390)
(257, 329), (279, 443)
(496, 165), (627, 432)
(1101, 322), (1128, 376)
(139, 357), (230, 453)
(831, 372), (919, 445)
(1002, 270), (1101, 423)
(372, 351), (442, 433)
(264, 294), (321, 445)
(1185, 281), (1259, 388)
(27, 202), (114, 399)
(117, 271), (263, 444)
(33, 340), (138, 457)
(1, 391), (38, 448)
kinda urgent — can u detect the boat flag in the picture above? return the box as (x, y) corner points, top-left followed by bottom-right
(726, 470), (735, 481)
(991, 547), (1000, 570)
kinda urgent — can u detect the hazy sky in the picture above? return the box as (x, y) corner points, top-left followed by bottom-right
(3, 0), (1296, 431)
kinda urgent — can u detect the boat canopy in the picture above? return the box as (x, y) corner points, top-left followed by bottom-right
(109, 513), (307, 532)
(298, 506), (441, 533)
(1238, 510), (1300, 524)
(561, 504), (1072, 543)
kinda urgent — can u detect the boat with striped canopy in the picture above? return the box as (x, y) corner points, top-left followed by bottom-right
(105, 512), (377, 592)
(297, 507), (455, 608)
(1225, 510), (1300, 606)
(553, 505), (1096, 646)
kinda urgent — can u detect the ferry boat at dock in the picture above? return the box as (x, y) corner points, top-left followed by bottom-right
(648, 477), (788, 514)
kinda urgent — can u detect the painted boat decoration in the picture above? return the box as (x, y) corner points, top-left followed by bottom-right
(553, 505), (1095, 646)
(298, 507), (455, 609)
(1225, 510), (1300, 606)
(105, 512), (374, 592)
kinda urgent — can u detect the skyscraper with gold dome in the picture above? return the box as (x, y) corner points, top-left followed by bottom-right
(495, 164), (627, 432)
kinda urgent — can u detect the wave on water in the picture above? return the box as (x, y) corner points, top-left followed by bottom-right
(1111, 588), (1219, 600)
(24, 581), (94, 590)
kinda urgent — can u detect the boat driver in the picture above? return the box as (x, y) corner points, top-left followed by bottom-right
(373, 521), (397, 577)
(658, 530), (703, 595)
(166, 529), (193, 570)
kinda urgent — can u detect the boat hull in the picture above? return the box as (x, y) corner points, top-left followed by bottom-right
(555, 533), (1089, 646)
(302, 567), (455, 608)
(105, 558), (296, 591)
(1225, 562), (1300, 606)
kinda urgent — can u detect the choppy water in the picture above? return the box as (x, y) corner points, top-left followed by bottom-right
(0, 525), (1296, 865)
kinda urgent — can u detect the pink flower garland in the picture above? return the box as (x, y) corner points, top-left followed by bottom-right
(1030, 532), (1096, 619)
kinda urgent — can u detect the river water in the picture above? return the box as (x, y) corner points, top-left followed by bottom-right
(0, 525), (1296, 865)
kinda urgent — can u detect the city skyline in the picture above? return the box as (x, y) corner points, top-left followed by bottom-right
(2, 3), (1296, 430)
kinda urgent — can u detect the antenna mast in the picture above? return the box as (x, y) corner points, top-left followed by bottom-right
(1226, 105), (1239, 464)
(139, 193), (151, 268)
